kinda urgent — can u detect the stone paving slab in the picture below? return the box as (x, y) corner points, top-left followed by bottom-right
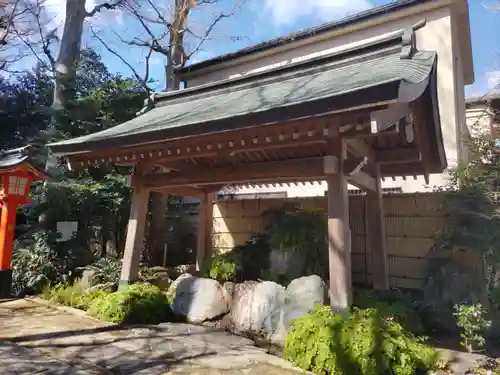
(0, 340), (103, 375)
(0, 298), (306, 374)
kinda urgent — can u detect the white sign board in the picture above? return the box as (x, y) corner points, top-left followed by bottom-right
(56, 221), (78, 242)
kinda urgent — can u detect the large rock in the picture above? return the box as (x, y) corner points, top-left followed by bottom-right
(171, 275), (230, 323)
(264, 275), (328, 346)
(269, 247), (304, 280)
(167, 273), (192, 295)
(229, 281), (286, 334)
(286, 274), (327, 308)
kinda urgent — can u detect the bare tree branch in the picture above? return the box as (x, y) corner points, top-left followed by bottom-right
(0, 0), (21, 45)
(86, 0), (125, 18)
(89, 22), (153, 92)
(1, 0), (58, 72)
(186, 0), (245, 61)
(28, 0), (55, 68)
(12, 23), (51, 69)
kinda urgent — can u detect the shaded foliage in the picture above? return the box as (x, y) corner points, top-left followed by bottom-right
(5, 49), (148, 296)
(262, 203), (328, 280)
(12, 230), (93, 296)
(438, 129), (500, 292)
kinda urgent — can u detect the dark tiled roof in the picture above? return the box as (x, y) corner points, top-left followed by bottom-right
(48, 34), (436, 155)
(178, 0), (439, 75)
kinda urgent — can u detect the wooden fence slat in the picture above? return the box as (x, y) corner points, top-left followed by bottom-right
(209, 193), (483, 289)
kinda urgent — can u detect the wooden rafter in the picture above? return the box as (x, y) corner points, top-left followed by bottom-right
(66, 95), (439, 182)
(70, 112), (366, 166)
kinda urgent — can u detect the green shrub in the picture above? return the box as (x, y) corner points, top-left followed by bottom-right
(353, 289), (424, 335)
(230, 234), (271, 281)
(84, 257), (121, 287)
(454, 303), (492, 352)
(42, 283), (108, 310)
(203, 253), (242, 283)
(88, 283), (171, 324)
(284, 305), (444, 375)
(139, 266), (171, 290)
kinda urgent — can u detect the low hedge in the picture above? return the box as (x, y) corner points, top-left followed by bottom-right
(88, 283), (172, 324)
(42, 284), (107, 310)
(42, 282), (171, 324)
(284, 305), (445, 375)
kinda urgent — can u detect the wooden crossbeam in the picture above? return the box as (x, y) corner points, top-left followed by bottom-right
(376, 148), (420, 163)
(145, 154), (380, 192)
(347, 172), (376, 191)
(144, 157), (329, 189)
(370, 103), (410, 134)
(155, 186), (205, 197)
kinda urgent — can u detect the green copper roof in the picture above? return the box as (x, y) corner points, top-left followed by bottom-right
(0, 145), (50, 178)
(48, 43), (437, 155)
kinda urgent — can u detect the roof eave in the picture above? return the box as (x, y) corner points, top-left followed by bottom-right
(178, 0), (464, 80)
(48, 81), (404, 157)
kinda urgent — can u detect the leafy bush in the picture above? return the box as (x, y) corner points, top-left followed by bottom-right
(353, 289), (424, 335)
(454, 303), (492, 352)
(42, 283), (107, 310)
(88, 283), (171, 324)
(139, 266), (171, 290)
(202, 252), (242, 283)
(84, 257), (121, 287)
(284, 305), (444, 375)
(231, 234), (271, 281)
(12, 230), (92, 296)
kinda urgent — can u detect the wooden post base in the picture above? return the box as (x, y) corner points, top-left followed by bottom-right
(0, 269), (13, 298)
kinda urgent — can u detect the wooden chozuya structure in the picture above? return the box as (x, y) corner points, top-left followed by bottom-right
(48, 23), (446, 310)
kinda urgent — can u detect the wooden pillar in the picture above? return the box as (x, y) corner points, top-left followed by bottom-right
(0, 201), (17, 298)
(324, 148), (352, 313)
(118, 185), (149, 291)
(196, 191), (215, 272)
(367, 164), (389, 290)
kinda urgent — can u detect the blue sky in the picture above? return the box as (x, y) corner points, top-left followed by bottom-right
(47, 0), (500, 96)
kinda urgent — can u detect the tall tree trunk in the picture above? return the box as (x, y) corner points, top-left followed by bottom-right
(43, 0), (86, 177)
(53, 0), (86, 116)
(149, 0), (193, 266)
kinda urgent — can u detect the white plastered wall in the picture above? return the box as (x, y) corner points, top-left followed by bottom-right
(185, 6), (466, 195)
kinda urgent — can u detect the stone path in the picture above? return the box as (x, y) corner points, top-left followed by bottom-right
(0, 298), (306, 374)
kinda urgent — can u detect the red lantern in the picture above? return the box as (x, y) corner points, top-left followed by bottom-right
(0, 146), (49, 298)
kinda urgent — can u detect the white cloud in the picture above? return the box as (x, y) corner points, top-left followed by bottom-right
(486, 70), (500, 91)
(43, 0), (98, 30)
(263, 0), (373, 26)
